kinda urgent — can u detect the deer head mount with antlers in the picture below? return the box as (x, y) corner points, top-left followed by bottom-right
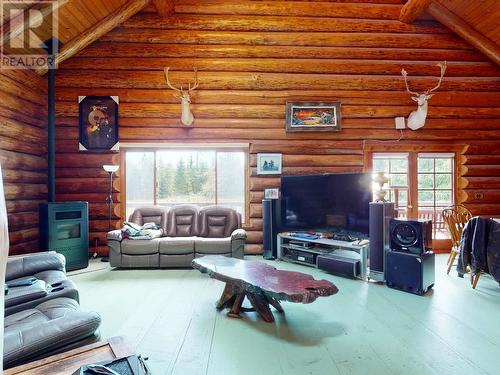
(164, 67), (199, 126)
(401, 61), (447, 131)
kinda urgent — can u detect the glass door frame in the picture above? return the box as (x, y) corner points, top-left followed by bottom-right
(364, 142), (467, 253)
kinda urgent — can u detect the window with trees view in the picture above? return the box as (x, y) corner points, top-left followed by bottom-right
(125, 148), (247, 221)
(372, 152), (455, 240)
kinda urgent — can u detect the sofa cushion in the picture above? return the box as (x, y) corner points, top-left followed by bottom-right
(3, 297), (101, 369)
(129, 206), (168, 233)
(167, 205), (199, 237)
(195, 237), (232, 254)
(199, 206), (240, 238)
(121, 238), (160, 255)
(159, 237), (196, 255)
(6, 253), (65, 281)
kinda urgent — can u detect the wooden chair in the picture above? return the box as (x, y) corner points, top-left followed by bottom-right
(442, 205), (472, 275)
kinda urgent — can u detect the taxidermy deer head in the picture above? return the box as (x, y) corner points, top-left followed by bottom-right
(164, 67), (199, 126)
(401, 61), (447, 131)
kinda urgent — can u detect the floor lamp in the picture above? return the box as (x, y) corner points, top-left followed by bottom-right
(103, 165), (119, 262)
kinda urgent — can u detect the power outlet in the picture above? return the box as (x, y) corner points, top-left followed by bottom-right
(474, 192), (484, 200)
(395, 117), (406, 129)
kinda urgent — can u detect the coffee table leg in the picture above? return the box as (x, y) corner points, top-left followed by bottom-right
(266, 296), (284, 313)
(227, 292), (245, 319)
(246, 292), (275, 323)
(217, 283), (236, 310)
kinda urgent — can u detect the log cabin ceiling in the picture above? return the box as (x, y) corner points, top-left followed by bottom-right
(434, 0), (500, 46)
(1, 0), (499, 70)
(400, 0), (500, 65)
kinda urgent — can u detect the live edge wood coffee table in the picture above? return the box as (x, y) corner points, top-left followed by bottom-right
(192, 255), (338, 323)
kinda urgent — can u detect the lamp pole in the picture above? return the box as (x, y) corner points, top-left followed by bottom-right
(103, 165), (119, 231)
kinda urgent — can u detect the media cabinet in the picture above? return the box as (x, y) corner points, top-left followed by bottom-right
(277, 233), (370, 280)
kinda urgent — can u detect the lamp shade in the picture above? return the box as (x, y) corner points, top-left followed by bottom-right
(103, 165), (119, 173)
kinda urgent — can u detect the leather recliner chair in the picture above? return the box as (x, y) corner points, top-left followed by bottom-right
(5, 252), (79, 316)
(107, 205), (247, 268)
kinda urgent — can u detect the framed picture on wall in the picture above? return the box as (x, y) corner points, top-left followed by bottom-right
(257, 153), (282, 175)
(264, 188), (280, 199)
(285, 101), (341, 132)
(79, 96), (119, 151)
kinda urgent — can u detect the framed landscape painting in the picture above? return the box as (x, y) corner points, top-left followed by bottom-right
(79, 96), (119, 151)
(257, 153), (282, 175)
(285, 101), (341, 132)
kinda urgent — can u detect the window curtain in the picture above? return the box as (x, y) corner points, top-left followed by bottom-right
(0, 162), (9, 373)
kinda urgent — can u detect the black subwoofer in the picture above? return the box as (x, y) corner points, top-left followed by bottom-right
(386, 251), (435, 295)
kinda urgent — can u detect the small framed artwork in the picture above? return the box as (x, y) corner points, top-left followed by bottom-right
(79, 96), (119, 151)
(257, 153), (282, 175)
(285, 101), (341, 132)
(264, 188), (280, 199)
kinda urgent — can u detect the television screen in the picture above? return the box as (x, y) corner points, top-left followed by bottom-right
(281, 173), (371, 236)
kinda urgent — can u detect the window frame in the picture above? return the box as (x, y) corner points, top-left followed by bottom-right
(364, 142), (466, 252)
(120, 144), (250, 224)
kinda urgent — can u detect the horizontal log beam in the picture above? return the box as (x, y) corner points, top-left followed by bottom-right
(59, 57), (500, 77)
(77, 42), (484, 62)
(176, 1), (401, 19)
(122, 13), (448, 34)
(55, 103), (500, 119)
(98, 30), (468, 49)
(55, 71), (499, 91)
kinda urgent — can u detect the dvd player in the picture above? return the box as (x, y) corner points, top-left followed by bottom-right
(285, 248), (316, 265)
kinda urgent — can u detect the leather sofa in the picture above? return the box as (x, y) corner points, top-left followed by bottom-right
(3, 253), (101, 369)
(107, 205), (247, 268)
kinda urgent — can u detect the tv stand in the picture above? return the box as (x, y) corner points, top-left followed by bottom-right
(277, 232), (369, 280)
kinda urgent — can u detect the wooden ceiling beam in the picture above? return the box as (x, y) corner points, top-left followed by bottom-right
(399, 0), (433, 23)
(427, 2), (500, 66)
(36, 0), (150, 74)
(152, 0), (174, 18)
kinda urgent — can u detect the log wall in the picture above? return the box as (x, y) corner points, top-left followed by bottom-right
(55, 0), (500, 255)
(0, 68), (48, 255)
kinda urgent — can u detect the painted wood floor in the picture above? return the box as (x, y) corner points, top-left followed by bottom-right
(69, 255), (500, 375)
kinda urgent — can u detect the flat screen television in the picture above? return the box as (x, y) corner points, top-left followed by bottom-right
(281, 173), (371, 236)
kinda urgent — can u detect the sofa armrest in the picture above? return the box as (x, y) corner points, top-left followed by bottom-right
(231, 228), (247, 241)
(107, 230), (123, 242)
(230, 229), (247, 259)
(6, 253), (66, 281)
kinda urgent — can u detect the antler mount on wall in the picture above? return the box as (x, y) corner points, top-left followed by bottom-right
(401, 61), (447, 131)
(164, 67), (199, 126)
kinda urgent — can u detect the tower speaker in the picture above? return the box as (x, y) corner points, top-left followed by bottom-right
(262, 198), (282, 260)
(389, 218), (432, 255)
(369, 202), (396, 281)
(386, 251), (435, 295)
